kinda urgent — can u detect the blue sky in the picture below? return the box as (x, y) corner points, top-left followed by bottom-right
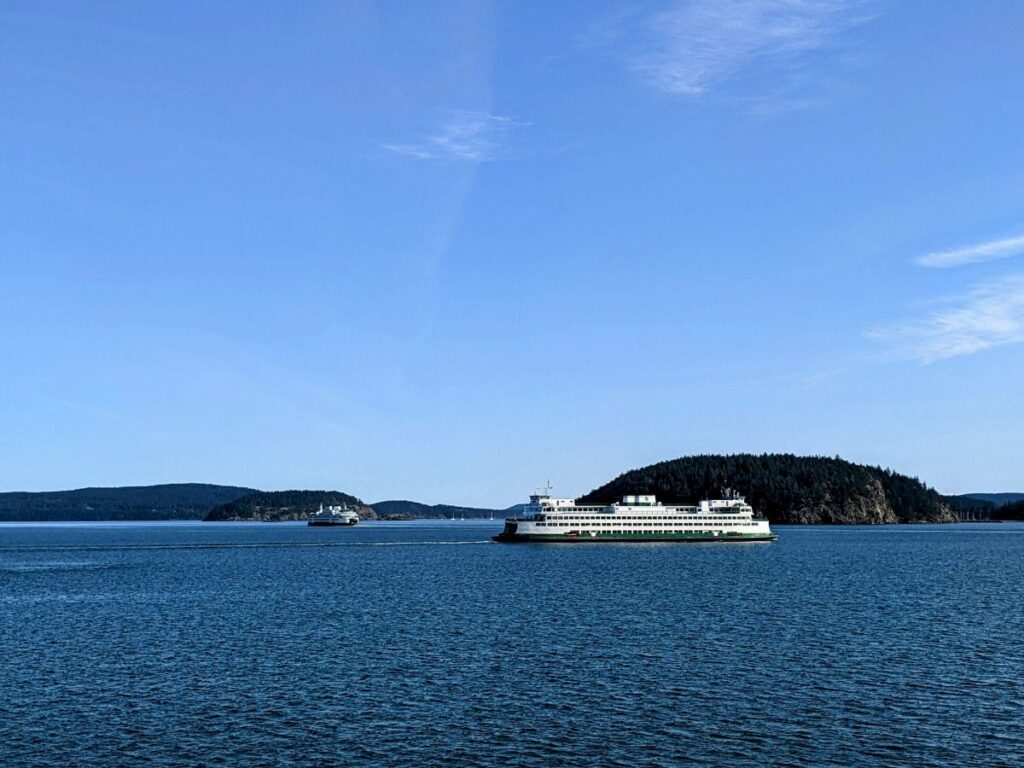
(2, 1), (1023, 504)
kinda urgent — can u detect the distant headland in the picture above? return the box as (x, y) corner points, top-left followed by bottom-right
(577, 454), (1022, 525)
(0, 484), (255, 522)
(1, 454), (1021, 524)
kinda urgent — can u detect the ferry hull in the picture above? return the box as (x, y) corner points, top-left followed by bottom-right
(494, 490), (777, 544)
(307, 520), (358, 527)
(492, 531), (777, 543)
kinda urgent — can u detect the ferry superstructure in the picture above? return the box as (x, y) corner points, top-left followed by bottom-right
(493, 485), (776, 543)
(307, 504), (359, 527)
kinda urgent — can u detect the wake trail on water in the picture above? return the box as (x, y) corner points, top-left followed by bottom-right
(0, 540), (495, 555)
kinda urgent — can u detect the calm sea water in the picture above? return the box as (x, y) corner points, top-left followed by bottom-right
(2, 521), (1023, 767)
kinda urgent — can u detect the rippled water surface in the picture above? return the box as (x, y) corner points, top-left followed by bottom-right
(2, 521), (1023, 767)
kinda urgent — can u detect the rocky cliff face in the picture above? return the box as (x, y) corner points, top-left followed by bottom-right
(756, 476), (956, 525)
(784, 479), (898, 524)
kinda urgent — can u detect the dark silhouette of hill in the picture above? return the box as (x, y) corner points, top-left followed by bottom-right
(371, 500), (505, 519)
(962, 493), (1024, 507)
(204, 490), (373, 521)
(943, 495), (995, 520)
(577, 454), (956, 524)
(993, 500), (1024, 521)
(0, 484), (253, 522)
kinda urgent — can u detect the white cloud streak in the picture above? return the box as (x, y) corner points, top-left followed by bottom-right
(628, 0), (869, 96)
(384, 112), (519, 162)
(867, 274), (1024, 363)
(916, 234), (1024, 268)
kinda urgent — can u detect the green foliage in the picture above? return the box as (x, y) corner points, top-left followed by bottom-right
(576, 454), (952, 524)
(0, 484), (253, 522)
(961, 492), (1024, 507)
(204, 489), (365, 521)
(993, 499), (1024, 521)
(944, 495), (995, 518)
(370, 500), (503, 519)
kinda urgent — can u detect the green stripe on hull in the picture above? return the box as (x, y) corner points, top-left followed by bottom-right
(492, 531), (777, 543)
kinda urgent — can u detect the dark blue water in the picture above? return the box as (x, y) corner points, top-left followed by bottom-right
(2, 521), (1023, 767)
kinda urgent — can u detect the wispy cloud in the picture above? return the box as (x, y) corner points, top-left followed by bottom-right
(383, 112), (521, 162)
(916, 233), (1024, 269)
(587, 0), (872, 103)
(867, 274), (1024, 363)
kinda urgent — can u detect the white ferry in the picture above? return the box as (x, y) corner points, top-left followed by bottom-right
(307, 504), (359, 527)
(493, 485), (776, 543)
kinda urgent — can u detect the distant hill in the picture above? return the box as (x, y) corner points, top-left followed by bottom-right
(963, 493), (1024, 507)
(943, 495), (995, 520)
(7, 473), (1010, 524)
(993, 500), (1024, 520)
(204, 490), (374, 522)
(577, 454), (956, 524)
(370, 500), (505, 519)
(0, 484), (254, 522)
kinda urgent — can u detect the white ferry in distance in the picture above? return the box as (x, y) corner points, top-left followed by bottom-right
(307, 504), (359, 527)
(492, 485), (776, 543)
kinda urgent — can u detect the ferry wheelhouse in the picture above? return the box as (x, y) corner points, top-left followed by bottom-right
(493, 485), (776, 543)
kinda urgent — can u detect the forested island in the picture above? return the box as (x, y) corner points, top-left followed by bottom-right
(579, 454), (965, 524)
(370, 500), (512, 520)
(0, 484), (252, 522)
(992, 499), (1024, 520)
(204, 494), (511, 521)
(0, 456), (1020, 523)
(204, 490), (376, 521)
